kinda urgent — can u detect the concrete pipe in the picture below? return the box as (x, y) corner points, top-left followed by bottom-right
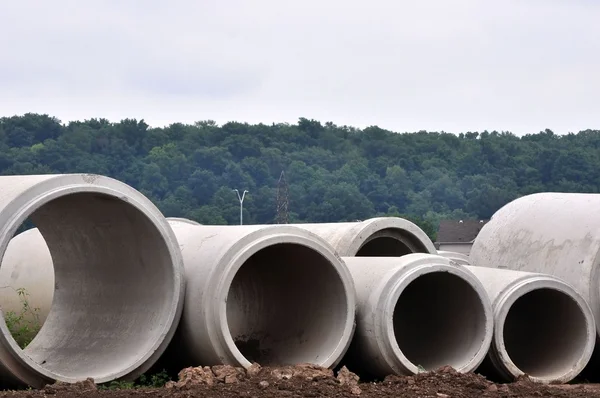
(0, 228), (54, 325)
(437, 250), (471, 266)
(166, 217), (202, 226)
(470, 193), (600, 346)
(466, 266), (595, 384)
(291, 217), (436, 257)
(167, 221), (356, 369)
(0, 174), (184, 388)
(343, 253), (493, 377)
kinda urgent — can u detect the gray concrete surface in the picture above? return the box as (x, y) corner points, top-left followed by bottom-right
(166, 221), (357, 370)
(466, 266), (595, 384)
(166, 217), (202, 226)
(342, 254), (493, 377)
(470, 193), (600, 343)
(290, 217), (436, 256)
(437, 250), (471, 265)
(0, 174), (185, 388)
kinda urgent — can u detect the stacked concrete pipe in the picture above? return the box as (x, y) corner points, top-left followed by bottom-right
(291, 217), (436, 257)
(342, 253), (493, 378)
(437, 250), (471, 266)
(465, 266), (595, 384)
(0, 174), (184, 388)
(165, 220), (357, 369)
(470, 192), (600, 375)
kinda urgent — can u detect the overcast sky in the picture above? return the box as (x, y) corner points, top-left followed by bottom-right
(1, 0), (599, 135)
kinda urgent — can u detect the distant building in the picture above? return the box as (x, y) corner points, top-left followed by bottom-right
(435, 219), (489, 255)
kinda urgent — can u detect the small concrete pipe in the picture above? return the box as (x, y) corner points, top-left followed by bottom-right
(466, 266), (595, 384)
(0, 174), (185, 388)
(166, 217), (202, 226)
(291, 217), (436, 256)
(437, 250), (471, 266)
(167, 221), (357, 369)
(470, 193), (600, 346)
(343, 253), (493, 378)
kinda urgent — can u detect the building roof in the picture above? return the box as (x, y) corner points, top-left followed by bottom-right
(435, 219), (489, 244)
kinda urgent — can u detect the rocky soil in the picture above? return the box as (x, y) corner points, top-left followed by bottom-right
(1, 364), (599, 398)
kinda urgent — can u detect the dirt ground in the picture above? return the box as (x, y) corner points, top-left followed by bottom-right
(1, 364), (600, 398)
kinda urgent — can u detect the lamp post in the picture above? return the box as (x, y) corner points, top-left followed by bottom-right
(233, 189), (249, 225)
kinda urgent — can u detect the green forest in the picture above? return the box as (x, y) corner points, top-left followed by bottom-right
(1, 113), (598, 240)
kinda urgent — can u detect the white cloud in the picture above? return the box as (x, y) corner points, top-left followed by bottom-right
(0, 0), (599, 135)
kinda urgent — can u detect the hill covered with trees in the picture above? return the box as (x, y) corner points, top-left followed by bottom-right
(1, 113), (599, 240)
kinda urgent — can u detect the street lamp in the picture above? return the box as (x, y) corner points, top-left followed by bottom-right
(233, 189), (249, 225)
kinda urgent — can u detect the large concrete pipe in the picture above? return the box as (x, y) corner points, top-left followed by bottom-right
(291, 217), (436, 256)
(437, 250), (471, 266)
(343, 253), (493, 378)
(470, 193), (600, 347)
(0, 174), (185, 388)
(0, 228), (54, 325)
(166, 221), (356, 369)
(465, 266), (595, 384)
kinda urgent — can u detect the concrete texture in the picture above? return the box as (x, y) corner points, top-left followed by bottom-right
(166, 221), (357, 370)
(0, 174), (185, 388)
(290, 217), (436, 256)
(437, 250), (471, 266)
(469, 193), (600, 342)
(466, 266), (595, 384)
(342, 254), (493, 377)
(166, 217), (202, 226)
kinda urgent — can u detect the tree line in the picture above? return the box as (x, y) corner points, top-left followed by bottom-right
(2, 113), (599, 240)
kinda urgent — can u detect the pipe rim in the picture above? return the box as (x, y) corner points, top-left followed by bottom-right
(210, 231), (357, 369)
(346, 217), (437, 256)
(493, 276), (596, 384)
(377, 260), (493, 375)
(166, 217), (202, 226)
(0, 175), (185, 386)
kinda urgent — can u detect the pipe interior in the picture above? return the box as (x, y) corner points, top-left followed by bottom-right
(502, 288), (589, 379)
(11, 192), (174, 380)
(356, 228), (427, 256)
(0, 227), (55, 344)
(393, 272), (487, 370)
(226, 243), (349, 366)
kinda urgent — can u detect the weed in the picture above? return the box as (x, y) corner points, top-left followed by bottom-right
(137, 370), (171, 388)
(3, 287), (42, 348)
(98, 370), (172, 390)
(2, 289), (172, 390)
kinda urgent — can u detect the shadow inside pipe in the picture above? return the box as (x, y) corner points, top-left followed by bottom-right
(355, 228), (430, 257)
(478, 288), (591, 383)
(503, 289), (588, 380)
(393, 273), (487, 371)
(226, 242), (349, 366)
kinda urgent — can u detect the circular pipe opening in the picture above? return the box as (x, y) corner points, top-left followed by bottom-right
(2, 191), (178, 383)
(502, 288), (589, 380)
(0, 227), (54, 347)
(226, 242), (349, 365)
(393, 272), (488, 370)
(356, 228), (429, 257)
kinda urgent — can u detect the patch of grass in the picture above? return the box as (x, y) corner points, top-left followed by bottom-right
(2, 288), (172, 390)
(98, 370), (172, 390)
(4, 287), (42, 348)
